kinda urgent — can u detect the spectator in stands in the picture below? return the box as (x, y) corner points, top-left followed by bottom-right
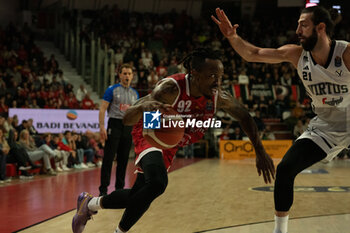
(57, 70), (67, 87)
(8, 67), (21, 85)
(266, 99), (277, 118)
(44, 67), (54, 84)
(114, 48), (124, 66)
(253, 96), (268, 116)
(41, 133), (69, 172)
(147, 70), (159, 89)
(63, 131), (87, 169)
(61, 99), (69, 109)
(253, 110), (265, 132)
(0, 77), (6, 96)
(50, 134), (71, 171)
(76, 84), (88, 102)
(3, 116), (14, 136)
(65, 83), (74, 94)
(156, 60), (168, 79)
(18, 129), (57, 175)
(261, 125), (276, 140)
(66, 91), (79, 109)
(0, 127), (11, 183)
(293, 119), (307, 139)
(27, 118), (38, 136)
(232, 127), (243, 140)
(86, 131), (103, 167)
(219, 126), (231, 141)
(141, 51), (153, 69)
(280, 72), (293, 86)
(47, 54), (59, 72)
(274, 93), (287, 119)
(167, 59), (179, 75)
(264, 72), (274, 87)
(57, 133), (77, 168)
(245, 95), (254, 110)
(21, 100), (30, 108)
(51, 76), (61, 90)
(0, 96), (8, 115)
(30, 58), (40, 74)
(16, 120), (29, 134)
(17, 45), (28, 65)
(11, 100), (18, 108)
(238, 69), (249, 84)
(11, 115), (19, 129)
(7, 129), (37, 179)
(75, 133), (95, 168)
(30, 99), (40, 108)
(291, 101), (305, 119)
(81, 93), (94, 110)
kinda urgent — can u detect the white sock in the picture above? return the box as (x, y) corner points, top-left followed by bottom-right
(273, 215), (289, 233)
(87, 197), (102, 212)
(114, 226), (126, 233)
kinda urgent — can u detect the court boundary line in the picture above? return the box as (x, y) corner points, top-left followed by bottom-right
(12, 208), (75, 232)
(194, 212), (350, 232)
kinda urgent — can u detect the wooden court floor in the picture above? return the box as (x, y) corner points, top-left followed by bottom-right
(11, 158), (350, 233)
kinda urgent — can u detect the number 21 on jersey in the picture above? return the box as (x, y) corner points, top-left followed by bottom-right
(302, 71), (312, 81)
(177, 100), (191, 112)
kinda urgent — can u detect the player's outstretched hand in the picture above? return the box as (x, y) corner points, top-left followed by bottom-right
(211, 8), (239, 39)
(142, 100), (172, 112)
(255, 150), (275, 184)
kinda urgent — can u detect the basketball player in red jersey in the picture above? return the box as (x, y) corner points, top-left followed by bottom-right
(72, 48), (275, 233)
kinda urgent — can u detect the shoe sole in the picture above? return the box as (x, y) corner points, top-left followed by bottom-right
(72, 192), (88, 233)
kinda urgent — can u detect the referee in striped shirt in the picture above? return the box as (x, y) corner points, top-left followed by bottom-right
(99, 64), (139, 196)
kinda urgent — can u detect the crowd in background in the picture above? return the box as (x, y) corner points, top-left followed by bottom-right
(0, 114), (105, 182)
(0, 22), (97, 116)
(78, 5), (338, 137)
(1, 5), (350, 182)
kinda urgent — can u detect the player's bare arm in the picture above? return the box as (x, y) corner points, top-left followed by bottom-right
(212, 8), (302, 67)
(123, 80), (178, 126)
(99, 100), (110, 141)
(342, 44), (350, 71)
(217, 90), (275, 183)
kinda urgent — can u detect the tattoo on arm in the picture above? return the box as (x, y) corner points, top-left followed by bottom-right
(152, 80), (179, 105)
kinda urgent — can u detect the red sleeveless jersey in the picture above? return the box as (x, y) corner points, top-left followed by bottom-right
(132, 73), (218, 170)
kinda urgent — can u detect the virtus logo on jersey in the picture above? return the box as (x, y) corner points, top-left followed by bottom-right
(143, 110), (222, 129)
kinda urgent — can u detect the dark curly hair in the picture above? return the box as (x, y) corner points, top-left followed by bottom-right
(179, 48), (222, 74)
(301, 6), (341, 37)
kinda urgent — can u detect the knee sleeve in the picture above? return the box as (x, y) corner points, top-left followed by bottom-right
(276, 160), (296, 181)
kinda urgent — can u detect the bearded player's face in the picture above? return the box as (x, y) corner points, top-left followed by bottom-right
(296, 12), (318, 51)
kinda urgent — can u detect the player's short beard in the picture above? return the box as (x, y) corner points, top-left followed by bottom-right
(301, 28), (318, 51)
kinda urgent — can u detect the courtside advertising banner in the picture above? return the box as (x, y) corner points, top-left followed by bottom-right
(219, 140), (293, 159)
(9, 108), (108, 133)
